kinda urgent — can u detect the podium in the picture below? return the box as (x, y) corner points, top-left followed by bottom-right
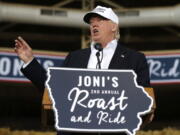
(41, 87), (156, 128)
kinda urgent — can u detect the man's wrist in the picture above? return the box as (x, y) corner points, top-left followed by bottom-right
(22, 58), (34, 68)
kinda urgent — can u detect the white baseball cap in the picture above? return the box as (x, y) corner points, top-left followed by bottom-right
(83, 5), (119, 24)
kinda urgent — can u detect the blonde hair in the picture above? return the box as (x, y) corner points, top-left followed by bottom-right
(110, 20), (120, 40)
(115, 25), (120, 40)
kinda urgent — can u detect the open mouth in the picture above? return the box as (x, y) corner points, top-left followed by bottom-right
(93, 29), (99, 34)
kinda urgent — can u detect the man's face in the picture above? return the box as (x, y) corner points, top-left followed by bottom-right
(89, 15), (115, 45)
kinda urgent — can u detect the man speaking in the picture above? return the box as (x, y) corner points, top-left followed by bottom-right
(15, 5), (153, 135)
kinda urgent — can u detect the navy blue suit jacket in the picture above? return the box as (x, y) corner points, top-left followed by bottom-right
(21, 43), (150, 135)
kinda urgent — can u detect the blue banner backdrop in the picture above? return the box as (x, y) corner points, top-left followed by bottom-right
(147, 54), (180, 84)
(0, 51), (65, 82)
(0, 50), (180, 84)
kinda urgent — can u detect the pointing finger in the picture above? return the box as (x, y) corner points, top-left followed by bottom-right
(18, 36), (28, 46)
(15, 39), (23, 48)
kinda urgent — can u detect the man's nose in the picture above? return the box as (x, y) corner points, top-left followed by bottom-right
(91, 21), (99, 27)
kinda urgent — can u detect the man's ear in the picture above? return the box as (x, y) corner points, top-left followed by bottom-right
(112, 23), (117, 32)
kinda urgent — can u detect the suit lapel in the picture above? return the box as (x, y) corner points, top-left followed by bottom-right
(109, 44), (127, 69)
(80, 48), (91, 68)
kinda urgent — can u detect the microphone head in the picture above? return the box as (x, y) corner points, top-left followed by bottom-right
(96, 51), (100, 57)
(94, 43), (103, 51)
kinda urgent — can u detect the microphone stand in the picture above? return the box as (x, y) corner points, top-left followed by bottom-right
(96, 51), (102, 69)
(94, 43), (103, 69)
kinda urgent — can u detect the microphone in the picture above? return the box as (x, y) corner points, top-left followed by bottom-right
(94, 43), (103, 52)
(94, 43), (103, 69)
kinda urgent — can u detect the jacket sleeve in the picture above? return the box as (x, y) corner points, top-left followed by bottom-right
(21, 53), (71, 92)
(21, 58), (47, 92)
(135, 53), (151, 87)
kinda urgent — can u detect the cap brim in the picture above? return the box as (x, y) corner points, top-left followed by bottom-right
(83, 12), (107, 24)
(83, 12), (97, 24)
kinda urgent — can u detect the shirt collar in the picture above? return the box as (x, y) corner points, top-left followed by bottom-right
(90, 39), (118, 51)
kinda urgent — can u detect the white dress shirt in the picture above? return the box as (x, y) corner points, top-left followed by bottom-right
(87, 39), (118, 69)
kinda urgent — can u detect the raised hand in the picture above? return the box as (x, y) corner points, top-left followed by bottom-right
(14, 36), (34, 63)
